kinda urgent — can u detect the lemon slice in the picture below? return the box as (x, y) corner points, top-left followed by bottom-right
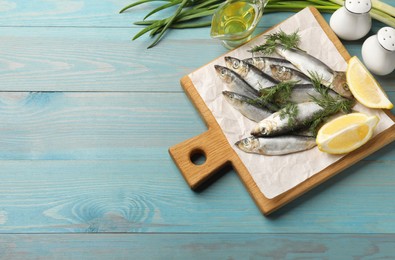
(316, 113), (379, 154)
(346, 56), (393, 109)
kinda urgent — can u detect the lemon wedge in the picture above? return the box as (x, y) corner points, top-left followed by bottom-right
(346, 56), (393, 109)
(316, 113), (379, 154)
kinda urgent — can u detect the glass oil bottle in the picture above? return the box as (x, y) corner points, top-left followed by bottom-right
(210, 0), (268, 49)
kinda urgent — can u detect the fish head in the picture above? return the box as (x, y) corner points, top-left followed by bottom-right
(222, 91), (244, 107)
(222, 90), (235, 102)
(224, 56), (248, 76)
(214, 65), (233, 83)
(251, 119), (277, 136)
(332, 71), (353, 98)
(235, 136), (260, 153)
(270, 65), (292, 81)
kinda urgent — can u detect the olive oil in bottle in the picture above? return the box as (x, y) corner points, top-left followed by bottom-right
(210, 0), (265, 49)
(212, 2), (257, 35)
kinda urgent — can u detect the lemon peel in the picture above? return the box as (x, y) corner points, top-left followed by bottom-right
(316, 113), (379, 154)
(347, 56), (393, 109)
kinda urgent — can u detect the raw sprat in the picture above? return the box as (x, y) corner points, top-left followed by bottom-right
(224, 56), (279, 91)
(215, 31), (355, 155)
(216, 30), (393, 156)
(250, 36), (352, 98)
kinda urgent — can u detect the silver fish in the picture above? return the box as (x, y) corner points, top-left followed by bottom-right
(251, 102), (324, 136)
(287, 84), (339, 103)
(292, 128), (316, 137)
(264, 83), (340, 104)
(270, 65), (311, 84)
(224, 56), (279, 91)
(274, 45), (352, 98)
(214, 65), (259, 99)
(222, 91), (273, 122)
(244, 56), (298, 76)
(235, 135), (316, 156)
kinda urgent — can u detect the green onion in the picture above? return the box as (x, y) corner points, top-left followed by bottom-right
(120, 0), (395, 48)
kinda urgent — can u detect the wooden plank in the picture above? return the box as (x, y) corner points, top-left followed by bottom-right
(0, 26), (223, 92)
(0, 159), (394, 233)
(1, 233), (395, 259)
(0, 92), (205, 159)
(0, 0), (134, 27)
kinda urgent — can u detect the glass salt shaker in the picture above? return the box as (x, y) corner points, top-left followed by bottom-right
(362, 27), (395, 76)
(330, 0), (372, 41)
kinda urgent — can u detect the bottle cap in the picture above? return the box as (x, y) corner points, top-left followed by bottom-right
(377, 27), (395, 51)
(345, 0), (372, 14)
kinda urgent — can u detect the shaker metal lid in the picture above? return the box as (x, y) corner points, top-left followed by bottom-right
(345, 0), (372, 14)
(377, 27), (395, 51)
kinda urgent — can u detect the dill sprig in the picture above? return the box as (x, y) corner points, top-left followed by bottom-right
(309, 72), (354, 114)
(250, 30), (301, 55)
(251, 73), (355, 135)
(307, 72), (355, 135)
(280, 103), (299, 128)
(247, 95), (280, 112)
(259, 81), (298, 106)
(248, 81), (296, 112)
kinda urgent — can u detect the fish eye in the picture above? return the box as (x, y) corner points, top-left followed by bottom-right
(232, 60), (239, 68)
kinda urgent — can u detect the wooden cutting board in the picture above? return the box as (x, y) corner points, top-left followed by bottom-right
(169, 7), (395, 215)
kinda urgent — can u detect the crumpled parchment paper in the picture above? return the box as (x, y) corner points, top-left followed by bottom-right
(188, 8), (395, 199)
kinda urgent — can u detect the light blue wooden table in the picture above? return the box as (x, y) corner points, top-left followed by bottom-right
(0, 0), (395, 258)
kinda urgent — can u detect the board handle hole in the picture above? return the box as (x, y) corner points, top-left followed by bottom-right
(190, 149), (206, 166)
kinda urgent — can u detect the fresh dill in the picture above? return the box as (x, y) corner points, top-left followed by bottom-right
(261, 81), (298, 106)
(248, 81), (296, 112)
(256, 72), (355, 135)
(247, 95), (280, 112)
(307, 72), (355, 135)
(250, 30), (301, 55)
(280, 103), (299, 128)
(249, 68), (355, 136)
(309, 72), (354, 114)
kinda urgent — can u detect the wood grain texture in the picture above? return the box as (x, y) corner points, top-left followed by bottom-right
(0, 159), (394, 233)
(0, 92), (205, 159)
(0, 27), (223, 92)
(1, 234), (395, 259)
(0, 0), (133, 27)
